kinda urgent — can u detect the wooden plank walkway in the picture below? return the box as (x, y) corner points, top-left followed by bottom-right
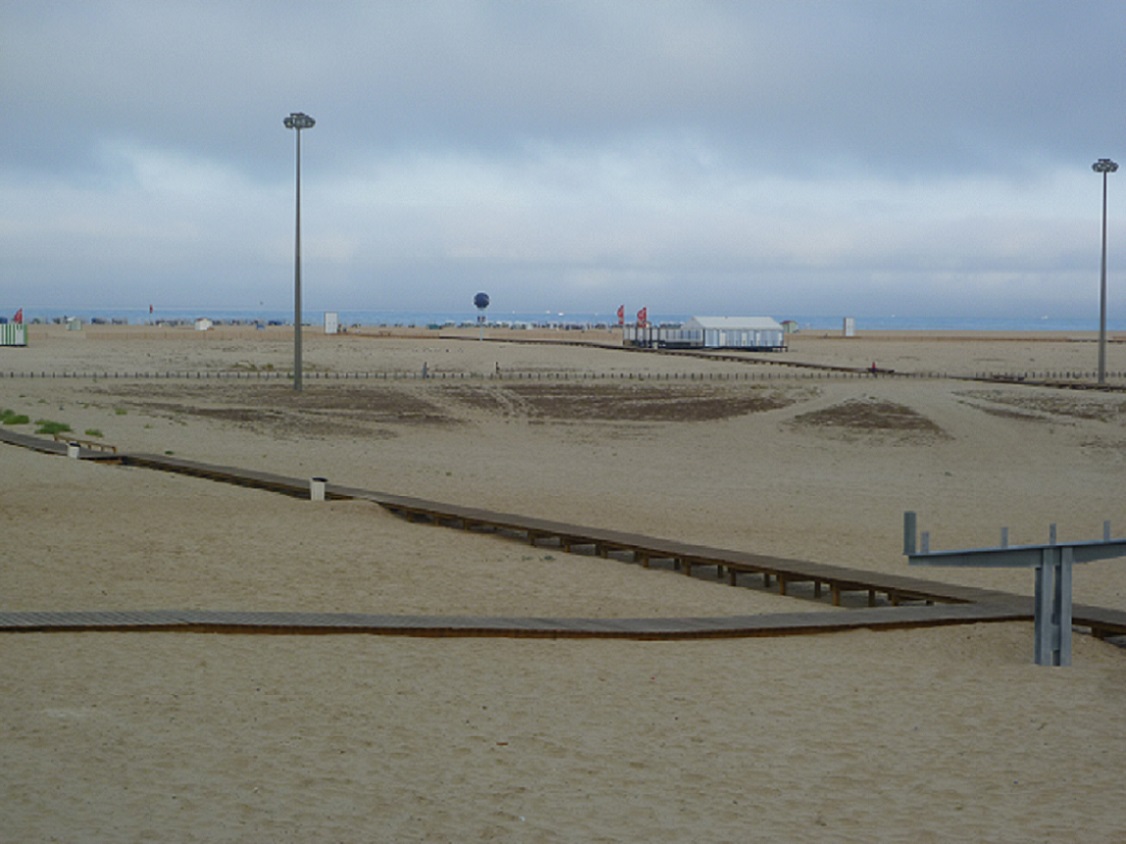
(0, 603), (1032, 640)
(353, 491), (1004, 607)
(115, 454), (1005, 609)
(1, 428), (73, 455)
(0, 428), (121, 460)
(3, 429), (1125, 640)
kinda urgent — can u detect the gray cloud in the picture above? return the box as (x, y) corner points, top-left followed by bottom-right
(2, 0), (1124, 319)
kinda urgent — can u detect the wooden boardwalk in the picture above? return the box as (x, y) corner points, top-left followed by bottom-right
(3, 429), (1125, 641)
(115, 451), (1009, 609)
(0, 604), (1031, 639)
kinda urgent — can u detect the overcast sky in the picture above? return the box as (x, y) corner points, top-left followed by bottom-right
(3, 1), (1125, 320)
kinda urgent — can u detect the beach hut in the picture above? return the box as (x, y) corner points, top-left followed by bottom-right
(1, 322), (27, 347)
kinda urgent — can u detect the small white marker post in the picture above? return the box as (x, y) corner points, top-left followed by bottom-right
(904, 512), (1126, 666)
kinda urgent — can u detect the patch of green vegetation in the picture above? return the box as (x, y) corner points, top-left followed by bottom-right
(84, 428), (104, 438)
(34, 419), (72, 435)
(114, 407), (128, 416)
(1, 409), (30, 425)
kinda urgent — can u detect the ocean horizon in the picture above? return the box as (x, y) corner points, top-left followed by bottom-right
(6, 305), (1125, 334)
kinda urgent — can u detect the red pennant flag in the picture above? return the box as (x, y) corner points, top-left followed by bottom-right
(636, 307), (647, 328)
(616, 305), (624, 325)
(13, 308), (22, 324)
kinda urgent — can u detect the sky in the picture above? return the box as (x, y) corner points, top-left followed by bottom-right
(3, 0), (1125, 321)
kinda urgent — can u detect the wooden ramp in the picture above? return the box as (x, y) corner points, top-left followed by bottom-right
(3, 430), (1125, 641)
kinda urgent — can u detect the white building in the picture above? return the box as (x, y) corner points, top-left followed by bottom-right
(625, 316), (785, 350)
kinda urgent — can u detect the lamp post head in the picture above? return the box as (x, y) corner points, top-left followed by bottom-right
(284, 112), (316, 130)
(1092, 158), (1118, 174)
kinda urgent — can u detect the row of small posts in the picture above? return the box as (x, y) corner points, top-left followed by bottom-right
(6, 368), (942, 381)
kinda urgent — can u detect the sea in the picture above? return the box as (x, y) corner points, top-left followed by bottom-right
(5, 306), (1125, 334)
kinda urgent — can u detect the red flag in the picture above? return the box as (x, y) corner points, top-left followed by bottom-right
(13, 308), (22, 324)
(616, 305), (624, 325)
(636, 307), (647, 328)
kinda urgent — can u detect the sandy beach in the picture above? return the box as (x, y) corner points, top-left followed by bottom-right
(2, 325), (1125, 842)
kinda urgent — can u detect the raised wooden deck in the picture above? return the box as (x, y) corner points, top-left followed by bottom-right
(3, 429), (1125, 641)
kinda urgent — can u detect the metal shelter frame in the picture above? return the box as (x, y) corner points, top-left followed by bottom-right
(903, 512), (1126, 666)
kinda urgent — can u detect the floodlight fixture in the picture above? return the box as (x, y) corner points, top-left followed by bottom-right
(285, 112), (316, 131)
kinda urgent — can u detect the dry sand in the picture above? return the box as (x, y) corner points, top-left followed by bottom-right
(2, 325), (1125, 842)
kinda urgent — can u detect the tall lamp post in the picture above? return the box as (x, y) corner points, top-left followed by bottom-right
(285, 111), (315, 391)
(1092, 158), (1117, 385)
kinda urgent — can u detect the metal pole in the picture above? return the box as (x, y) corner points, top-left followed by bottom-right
(1056, 547), (1073, 667)
(294, 126), (303, 391)
(1099, 169), (1108, 385)
(285, 112), (315, 391)
(1034, 547), (1054, 666)
(1092, 158), (1117, 385)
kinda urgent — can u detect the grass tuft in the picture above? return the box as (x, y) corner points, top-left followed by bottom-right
(34, 419), (72, 435)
